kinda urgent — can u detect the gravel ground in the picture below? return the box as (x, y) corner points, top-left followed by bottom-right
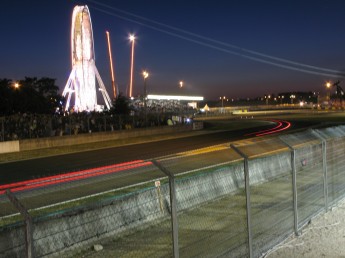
(263, 198), (345, 258)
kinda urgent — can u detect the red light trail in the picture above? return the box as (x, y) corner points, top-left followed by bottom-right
(245, 119), (291, 137)
(0, 119), (291, 195)
(0, 160), (151, 195)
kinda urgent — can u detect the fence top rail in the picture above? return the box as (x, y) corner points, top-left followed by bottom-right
(157, 143), (243, 176)
(313, 126), (345, 139)
(280, 129), (322, 149)
(231, 137), (289, 159)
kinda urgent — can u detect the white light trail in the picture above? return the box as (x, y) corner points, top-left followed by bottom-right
(87, 0), (345, 78)
(129, 34), (135, 98)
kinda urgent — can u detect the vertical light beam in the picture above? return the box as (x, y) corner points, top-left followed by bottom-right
(106, 31), (116, 98)
(129, 34), (135, 98)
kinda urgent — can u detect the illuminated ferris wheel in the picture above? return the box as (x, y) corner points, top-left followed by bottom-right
(62, 5), (112, 112)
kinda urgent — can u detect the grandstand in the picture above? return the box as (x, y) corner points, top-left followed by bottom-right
(131, 94), (204, 113)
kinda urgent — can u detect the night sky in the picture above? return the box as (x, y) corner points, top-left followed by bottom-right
(1, 0), (345, 101)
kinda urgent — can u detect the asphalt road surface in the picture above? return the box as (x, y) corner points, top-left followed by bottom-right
(0, 119), (311, 184)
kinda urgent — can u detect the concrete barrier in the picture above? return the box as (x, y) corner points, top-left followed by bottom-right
(0, 152), (291, 257)
(192, 121), (204, 130)
(0, 141), (19, 154)
(16, 125), (193, 152)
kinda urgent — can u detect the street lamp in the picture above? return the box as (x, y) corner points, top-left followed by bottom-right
(278, 95), (284, 105)
(290, 94), (295, 104)
(179, 81), (183, 88)
(143, 71), (149, 89)
(220, 96), (226, 107)
(326, 81), (332, 101)
(265, 95), (271, 106)
(315, 91), (320, 107)
(219, 96), (226, 113)
(143, 70), (149, 126)
(129, 34), (135, 98)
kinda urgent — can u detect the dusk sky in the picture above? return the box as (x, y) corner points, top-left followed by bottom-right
(1, 0), (345, 101)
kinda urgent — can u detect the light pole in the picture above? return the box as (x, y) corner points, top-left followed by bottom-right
(179, 81), (183, 88)
(315, 91), (320, 108)
(278, 95), (281, 105)
(129, 34), (135, 98)
(143, 71), (149, 126)
(326, 81), (331, 102)
(220, 96), (226, 113)
(290, 94), (295, 104)
(106, 31), (116, 99)
(265, 95), (271, 106)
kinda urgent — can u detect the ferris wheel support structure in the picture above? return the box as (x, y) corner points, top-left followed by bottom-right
(62, 5), (112, 112)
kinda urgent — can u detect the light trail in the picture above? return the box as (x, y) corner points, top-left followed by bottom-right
(245, 119), (291, 137)
(0, 120), (289, 195)
(0, 144), (230, 195)
(256, 121), (291, 136)
(129, 34), (135, 98)
(245, 120), (283, 136)
(0, 160), (150, 195)
(86, 0), (345, 78)
(106, 31), (116, 98)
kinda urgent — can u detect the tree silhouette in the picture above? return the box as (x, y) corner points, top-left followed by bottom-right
(0, 77), (63, 115)
(109, 93), (131, 115)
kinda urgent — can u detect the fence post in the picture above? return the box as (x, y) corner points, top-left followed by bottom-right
(152, 160), (179, 258)
(0, 117), (4, 141)
(312, 130), (329, 211)
(280, 139), (299, 236)
(5, 189), (33, 258)
(290, 148), (299, 235)
(322, 140), (329, 211)
(230, 144), (253, 258)
(87, 116), (90, 132)
(69, 115), (72, 135)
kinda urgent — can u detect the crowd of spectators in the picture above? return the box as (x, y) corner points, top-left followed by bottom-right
(0, 100), (195, 141)
(0, 113), (132, 141)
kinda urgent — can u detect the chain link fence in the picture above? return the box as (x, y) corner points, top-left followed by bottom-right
(1, 125), (345, 257)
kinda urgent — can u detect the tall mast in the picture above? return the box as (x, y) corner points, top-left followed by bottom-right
(129, 34), (135, 98)
(106, 31), (116, 99)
